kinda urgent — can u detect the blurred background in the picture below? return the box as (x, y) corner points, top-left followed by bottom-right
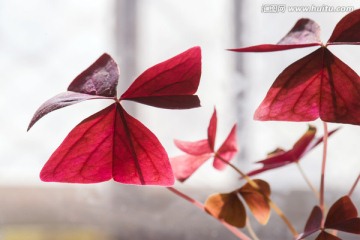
(1, 0), (359, 239)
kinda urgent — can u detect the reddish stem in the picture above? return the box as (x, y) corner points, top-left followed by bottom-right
(348, 173), (360, 197)
(320, 122), (328, 227)
(166, 187), (252, 240)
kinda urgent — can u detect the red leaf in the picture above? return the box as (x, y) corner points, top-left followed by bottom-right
(170, 154), (212, 182)
(297, 206), (322, 240)
(238, 179), (271, 225)
(120, 47), (202, 109)
(315, 231), (342, 240)
(174, 139), (212, 156)
(68, 53), (119, 97)
(125, 95), (200, 109)
(27, 92), (112, 131)
(325, 196), (360, 234)
(254, 47), (360, 125)
(213, 125), (238, 170)
(328, 9), (360, 45)
(40, 103), (174, 186)
(247, 125), (339, 176)
(205, 191), (246, 228)
(207, 108), (217, 151)
(229, 19), (321, 52)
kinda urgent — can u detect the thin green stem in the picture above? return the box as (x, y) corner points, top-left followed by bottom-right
(166, 187), (252, 240)
(320, 122), (328, 227)
(246, 217), (260, 240)
(348, 173), (360, 197)
(214, 154), (298, 237)
(296, 162), (320, 199)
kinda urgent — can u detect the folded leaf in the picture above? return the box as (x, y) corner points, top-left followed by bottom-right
(325, 196), (360, 234)
(207, 108), (217, 151)
(238, 179), (271, 225)
(121, 47), (201, 109)
(229, 19), (321, 52)
(213, 124), (238, 170)
(40, 103), (174, 186)
(174, 139), (212, 156)
(27, 92), (111, 130)
(205, 191), (246, 228)
(68, 53), (119, 97)
(328, 9), (360, 45)
(170, 154), (212, 182)
(296, 206), (322, 240)
(255, 47), (360, 125)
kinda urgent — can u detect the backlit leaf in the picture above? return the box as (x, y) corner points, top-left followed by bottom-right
(170, 154), (212, 182)
(120, 47), (201, 109)
(40, 103), (174, 186)
(254, 47), (360, 124)
(213, 125), (238, 170)
(325, 196), (360, 234)
(229, 19), (321, 52)
(205, 191), (246, 228)
(328, 9), (360, 45)
(174, 139), (212, 156)
(238, 179), (271, 225)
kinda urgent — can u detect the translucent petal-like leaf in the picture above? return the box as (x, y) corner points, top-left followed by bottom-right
(229, 19), (321, 52)
(174, 139), (212, 156)
(205, 191), (246, 228)
(325, 196), (360, 234)
(328, 9), (360, 45)
(121, 47), (201, 109)
(40, 103), (174, 186)
(28, 92), (111, 131)
(255, 47), (360, 125)
(315, 231), (341, 240)
(125, 95), (200, 109)
(213, 125), (238, 170)
(207, 108), (217, 151)
(296, 206), (322, 240)
(170, 154), (212, 182)
(238, 179), (271, 225)
(68, 53), (119, 97)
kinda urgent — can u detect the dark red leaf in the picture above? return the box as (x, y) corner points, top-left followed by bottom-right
(207, 108), (217, 151)
(174, 139), (212, 156)
(170, 154), (212, 182)
(27, 92), (112, 131)
(247, 125), (339, 176)
(255, 47), (360, 125)
(238, 179), (271, 225)
(205, 191), (246, 228)
(68, 53), (119, 97)
(124, 95), (200, 109)
(40, 103), (174, 186)
(213, 125), (238, 170)
(315, 231), (342, 240)
(325, 196), (360, 234)
(229, 19), (321, 52)
(120, 47), (201, 109)
(328, 9), (360, 45)
(296, 206), (322, 240)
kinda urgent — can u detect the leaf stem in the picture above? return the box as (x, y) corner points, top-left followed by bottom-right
(246, 217), (260, 240)
(320, 121), (328, 227)
(166, 187), (252, 240)
(348, 173), (360, 197)
(214, 154), (298, 237)
(296, 162), (320, 199)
